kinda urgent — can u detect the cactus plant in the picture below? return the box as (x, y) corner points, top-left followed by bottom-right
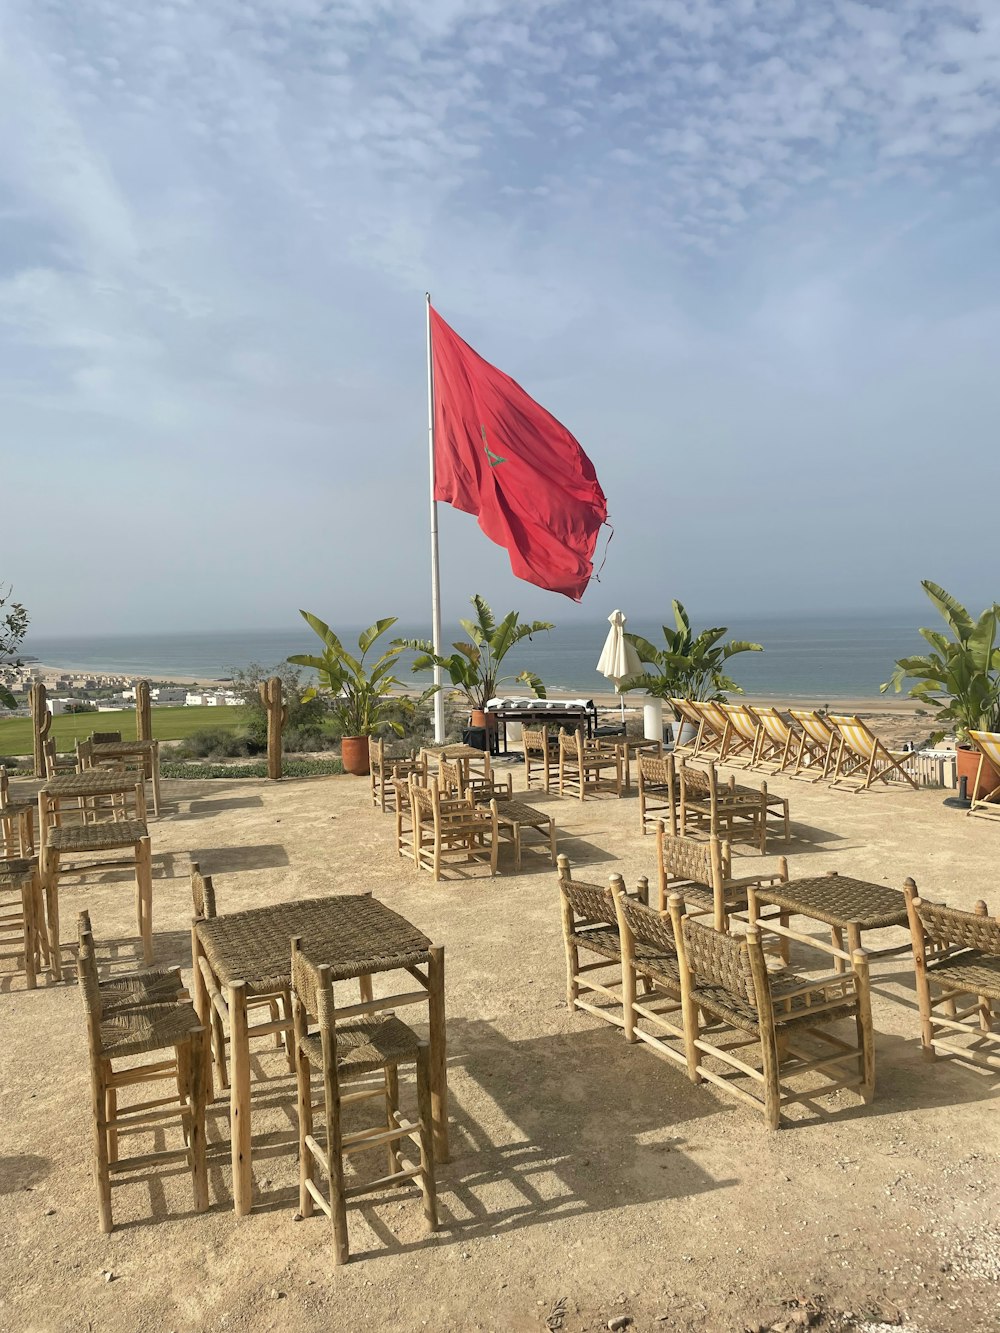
(135, 680), (153, 777)
(29, 681), (50, 778)
(258, 676), (288, 779)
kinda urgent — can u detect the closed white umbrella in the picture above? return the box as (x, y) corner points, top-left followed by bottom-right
(597, 609), (642, 723)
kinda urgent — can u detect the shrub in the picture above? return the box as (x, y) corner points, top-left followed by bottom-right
(161, 758), (344, 779)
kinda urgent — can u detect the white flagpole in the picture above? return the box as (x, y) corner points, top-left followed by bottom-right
(426, 292), (446, 743)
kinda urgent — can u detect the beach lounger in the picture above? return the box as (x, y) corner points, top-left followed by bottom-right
(718, 702), (761, 768)
(747, 705), (798, 773)
(694, 701), (731, 761)
(966, 730), (1000, 820)
(827, 714), (919, 792)
(787, 709), (837, 781)
(668, 698), (707, 757)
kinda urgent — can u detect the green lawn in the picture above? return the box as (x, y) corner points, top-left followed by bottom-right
(0, 705), (244, 758)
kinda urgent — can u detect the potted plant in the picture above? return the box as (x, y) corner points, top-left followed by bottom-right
(396, 595), (554, 733)
(287, 612), (432, 776)
(881, 581), (1000, 797)
(620, 601), (763, 745)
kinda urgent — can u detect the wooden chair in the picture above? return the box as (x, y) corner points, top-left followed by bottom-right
(611, 883), (686, 1065)
(827, 714), (919, 792)
(290, 936), (438, 1264)
(42, 737), (80, 778)
(692, 701), (732, 761)
(77, 918), (208, 1232)
(190, 863), (293, 1092)
(0, 856), (51, 988)
(677, 760), (790, 854)
(638, 752), (677, 836)
(557, 854), (646, 1031)
(965, 731), (1000, 820)
(655, 823), (788, 932)
(668, 899), (875, 1129)
(904, 880), (1000, 1069)
(718, 703), (761, 768)
(368, 737), (418, 814)
(38, 787), (153, 972)
(438, 756), (512, 805)
(746, 706), (798, 774)
(558, 729), (622, 801)
(521, 724), (554, 793)
(406, 778), (498, 881)
(1, 766), (35, 857)
(787, 710), (837, 781)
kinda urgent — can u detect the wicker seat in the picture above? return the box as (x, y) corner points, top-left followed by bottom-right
(678, 759), (789, 854)
(557, 854), (647, 1030)
(77, 909), (183, 1010)
(0, 855), (51, 988)
(637, 752), (676, 836)
(190, 863), (293, 1094)
(904, 880), (1000, 1069)
(78, 921), (208, 1233)
(611, 887), (686, 1064)
(558, 729), (622, 801)
(38, 799), (153, 972)
(405, 778), (497, 881)
(1, 766), (35, 857)
(668, 900), (875, 1129)
(369, 737), (418, 814)
(291, 937), (438, 1265)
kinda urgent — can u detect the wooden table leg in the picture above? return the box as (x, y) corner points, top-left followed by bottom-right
(150, 742), (161, 817)
(230, 981), (253, 1215)
(427, 945), (449, 1162)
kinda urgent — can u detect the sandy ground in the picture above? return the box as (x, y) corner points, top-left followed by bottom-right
(2, 756), (997, 1333)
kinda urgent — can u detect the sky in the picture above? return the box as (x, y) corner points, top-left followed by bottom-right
(2, 0), (999, 638)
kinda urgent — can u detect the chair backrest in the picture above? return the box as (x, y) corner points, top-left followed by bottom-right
(438, 757), (464, 798)
(720, 703), (758, 744)
(42, 737), (57, 778)
(290, 936), (335, 1032)
(0, 766), (10, 807)
(638, 752), (674, 788)
(678, 759), (717, 801)
(788, 709), (834, 746)
(914, 898), (1000, 955)
(679, 915), (758, 1005)
(521, 725), (548, 758)
(670, 698), (703, 728)
(91, 731), (122, 745)
(410, 780), (436, 825)
(76, 922), (103, 1026)
(557, 857), (622, 930)
(967, 730), (1000, 769)
(616, 893), (677, 956)
(190, 862), (217, 919)
(368, 736), (384, 773)
(827, 714), (878, 759)
(558, 729), (585, 762)
(657, 826), (725, 887)
(697, 701), (728, 736)
(752, 705), (792, 744)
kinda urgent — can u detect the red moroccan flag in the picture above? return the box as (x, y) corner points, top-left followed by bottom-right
(430, 305), (607, 602)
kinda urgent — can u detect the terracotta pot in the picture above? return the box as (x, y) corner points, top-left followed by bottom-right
(956, 743), (1000, 799)
(340, 735), (370, 776)
(470, 709), (497, 732)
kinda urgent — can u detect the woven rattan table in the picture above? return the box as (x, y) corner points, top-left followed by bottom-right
(89, 740), (161, 816)
(191, 893), (447, 1215)
(747, 872), (911, 970)
(40, 770), (148, 824)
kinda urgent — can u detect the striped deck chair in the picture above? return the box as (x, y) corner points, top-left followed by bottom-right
(718, 702), (761, 768)
(787, 709), (837, 781)
(679, 699), (727, 763)
(747, 705), (797, 773)
(668, 698), (710, 757)
(966, 731), (1000, 820)
(827, 715), (919, 792)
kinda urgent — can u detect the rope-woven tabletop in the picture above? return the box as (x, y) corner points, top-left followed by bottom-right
(751, 874), (908, 930)
(89, 741), (157, 756)
(196, 894), (433, 993)
(41, 772), (141, 798)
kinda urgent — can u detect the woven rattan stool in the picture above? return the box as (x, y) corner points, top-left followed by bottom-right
(78, 922), (208, 1233)
(291, 937), (438, 1264)
(0, 856), (51, 988)
(39, 800), (153, 974)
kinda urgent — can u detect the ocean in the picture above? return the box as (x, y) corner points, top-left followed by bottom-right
(20, 612), (927, 701)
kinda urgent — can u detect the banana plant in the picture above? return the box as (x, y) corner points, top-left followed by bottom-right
(395, 594), (554, 711)
(881, 581), (1000, 742)
(620, 600), (763, 711)
(288, 611), (434, 737)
